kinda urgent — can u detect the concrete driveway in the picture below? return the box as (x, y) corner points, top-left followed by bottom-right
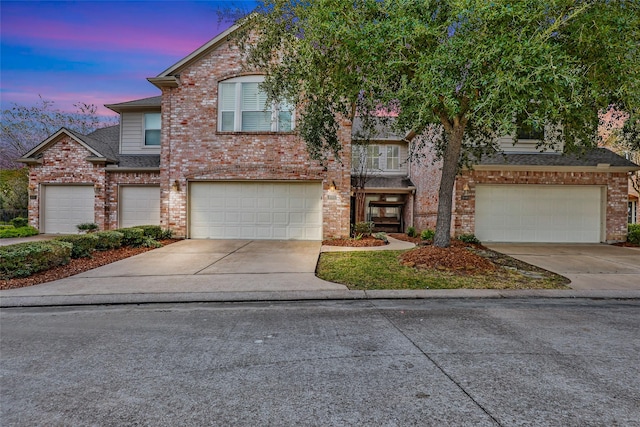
(2, 240), (346, 297)
(485, 243), (640, 290)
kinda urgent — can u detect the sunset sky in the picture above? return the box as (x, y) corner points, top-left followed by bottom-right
(1, 0), (257, 117)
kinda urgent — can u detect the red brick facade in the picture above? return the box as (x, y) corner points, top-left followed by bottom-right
(455, 170), (630, 242)
(157, 38), (351, 238)
(26, 135), (160, 232)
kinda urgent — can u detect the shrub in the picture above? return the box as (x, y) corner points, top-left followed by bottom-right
(0, 226), (39, 239)
(114, 227), (145, 247)
(352, 222), (374, 237)
(141, 236), (162, 248)
(421, 229), (435, 241)
(406, 226), (417, 238)
(628, 224), (640, 245)
(458, 233), (481, 244)
(11, 217), (28, 228)
(94, 231), (124, 251)
(160, 228), (173, 239)
(136, 225), (164, 240)
(55, 234), (99, 258)
(373, 232), (388, 243)
(76, 222), (99, 233)
(0, 240), (72, 279)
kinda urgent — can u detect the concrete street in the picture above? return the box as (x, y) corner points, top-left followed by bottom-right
(2, 299), (639, 426)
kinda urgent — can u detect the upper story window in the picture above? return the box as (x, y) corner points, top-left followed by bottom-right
(354, 144), (403, 172)
(218, 76), (293, 132)
(144, 113), (161, 146)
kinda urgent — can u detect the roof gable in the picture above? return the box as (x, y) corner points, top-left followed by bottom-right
(148, 24), (242, 89)
(20, 128), (104, 160)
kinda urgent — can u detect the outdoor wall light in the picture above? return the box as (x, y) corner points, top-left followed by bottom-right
(329, 181), (337, 191)
(461, 183), (471, 200)
(172, 180), (181, 192)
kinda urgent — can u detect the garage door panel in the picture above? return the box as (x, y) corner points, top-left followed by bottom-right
(44, 185), (95, 234)
(120, 186), (160, 228)
(475, 185), (601, 243)
(190, 182), (322, 240)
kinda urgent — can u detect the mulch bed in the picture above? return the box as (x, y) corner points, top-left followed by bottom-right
(399, 245), (496, 273)
(0, 239), (180, 291)
(322, 235), (387, 247)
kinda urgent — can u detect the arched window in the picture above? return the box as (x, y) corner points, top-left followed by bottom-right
(218, 76), (293, 132)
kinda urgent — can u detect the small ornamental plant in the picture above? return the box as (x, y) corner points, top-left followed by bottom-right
(76, 222), (99, 233)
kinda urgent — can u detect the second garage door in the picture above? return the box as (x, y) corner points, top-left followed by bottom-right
(120, 186), (161, 228)
(190, 182), (323, 240)
(475, 185), (603, 243)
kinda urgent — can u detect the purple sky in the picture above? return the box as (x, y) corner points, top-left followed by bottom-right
(1, 1), (257, 118)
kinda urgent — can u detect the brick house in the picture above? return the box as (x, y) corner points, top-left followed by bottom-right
(19, 25), (639, 243)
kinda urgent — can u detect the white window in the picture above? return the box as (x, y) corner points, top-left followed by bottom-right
(630, 200), (638, 224)
(144, 113), (161, 146)
(353, 144), (402, 172)
(218, 76), (294, 132)
(366, 145), (381, 169)
(386, 145), (399, 170)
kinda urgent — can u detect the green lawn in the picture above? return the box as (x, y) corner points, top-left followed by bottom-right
(316, 250), (569, 290)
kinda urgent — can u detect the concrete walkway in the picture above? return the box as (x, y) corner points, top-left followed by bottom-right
(485, 243), (640, 291)
(3, 237), (640, 307)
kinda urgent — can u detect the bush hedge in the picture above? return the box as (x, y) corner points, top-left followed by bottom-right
(458, 233), (481, 244)
(94, 231), (124, 251)
(55, 234), (99, 258)
(114, 227), (145, 247)
(629, 224), (640, 245)
(0, 240), (72, 279)
(136, 225), (164, 240)
(421, 229), (435, 241)
(11, 217), (28, 228)
(0, 226), (40, 239)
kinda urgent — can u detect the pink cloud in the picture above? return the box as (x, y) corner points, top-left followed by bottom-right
(3, 15), (229, 57)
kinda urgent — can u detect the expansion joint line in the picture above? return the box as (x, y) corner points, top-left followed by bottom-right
(193, 240), (254, 275)
(375, 305), (504, 427)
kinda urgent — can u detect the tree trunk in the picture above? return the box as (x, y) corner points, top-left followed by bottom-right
(355, 188), (366, 223)
(433, 123), (465, 248)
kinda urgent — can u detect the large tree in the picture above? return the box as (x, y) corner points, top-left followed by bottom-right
(240, 0), (639, 247)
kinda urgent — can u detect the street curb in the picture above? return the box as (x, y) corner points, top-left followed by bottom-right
(2, 289), (639, 308)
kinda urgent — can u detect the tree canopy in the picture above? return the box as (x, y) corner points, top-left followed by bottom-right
(241, 0), (639, 245)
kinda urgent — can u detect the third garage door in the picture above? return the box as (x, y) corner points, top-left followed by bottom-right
(189, 182), (322, 240)
(475, 185), (603, 243)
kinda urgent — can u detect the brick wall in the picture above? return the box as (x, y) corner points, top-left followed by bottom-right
(456, 170), (630, 242)
(159, 38), (351, 238)
(27, 135), (108, 230)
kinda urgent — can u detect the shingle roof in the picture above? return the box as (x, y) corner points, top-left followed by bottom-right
(351, 117), (405, 141)
(477, 148), (639, 168)
(362, 176), (415, 189)
(117, 155), (161, 168)
(105, 96), (162, 112)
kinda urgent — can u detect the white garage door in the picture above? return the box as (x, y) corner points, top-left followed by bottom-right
(190, 182), (323, 240)
(43, 185), (94, 234)
(475, 185), (602, 243)
(120, 186), (161, 228)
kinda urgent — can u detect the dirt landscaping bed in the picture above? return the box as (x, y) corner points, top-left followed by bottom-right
(0, 239), (179, 290)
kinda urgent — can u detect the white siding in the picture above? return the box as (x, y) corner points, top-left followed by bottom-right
(119, 112), (161, 154)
